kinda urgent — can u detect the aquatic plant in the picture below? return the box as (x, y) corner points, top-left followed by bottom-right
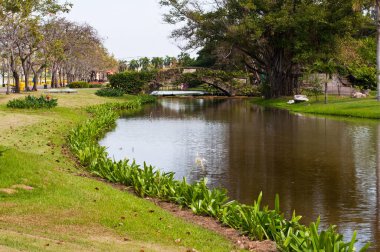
(67, 96), (370, 252)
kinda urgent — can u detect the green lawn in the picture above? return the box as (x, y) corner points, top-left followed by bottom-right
(0, 89), (235, 252)
(252, 95), (380, 119)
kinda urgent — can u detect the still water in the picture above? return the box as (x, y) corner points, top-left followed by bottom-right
(100, 98), (380, 249)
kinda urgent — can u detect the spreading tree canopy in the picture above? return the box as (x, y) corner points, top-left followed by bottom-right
(160, 0), (369, 97)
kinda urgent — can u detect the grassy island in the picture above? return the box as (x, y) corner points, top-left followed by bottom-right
(252, 95), (380, 120)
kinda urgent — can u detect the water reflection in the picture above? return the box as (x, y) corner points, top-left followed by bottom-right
(100, 98), (379, 249)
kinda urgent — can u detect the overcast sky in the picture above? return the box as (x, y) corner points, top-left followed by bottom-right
(63, 0), (184, 60)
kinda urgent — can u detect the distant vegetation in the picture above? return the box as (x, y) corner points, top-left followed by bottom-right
(68, 81), (90, 89)
(0, 0), (118, 93)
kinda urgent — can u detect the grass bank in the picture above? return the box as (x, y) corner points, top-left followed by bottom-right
(68, 93), (369, 251)
(0, 89), (235, 252)
(252, 95), (380, 119)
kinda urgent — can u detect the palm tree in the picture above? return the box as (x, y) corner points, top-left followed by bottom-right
(164, 56), (175, 68)
(151, 57), (164, 69)
(138, 57), (150, 71)
(128, 59), (139, 71)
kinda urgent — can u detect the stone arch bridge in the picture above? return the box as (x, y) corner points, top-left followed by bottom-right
(153, 67), (251, 96)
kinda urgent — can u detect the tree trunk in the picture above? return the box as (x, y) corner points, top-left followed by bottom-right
(59, 68), (63, 87)
(51, 69), (55, 88)
(1, 62), (5, 87)
(51, 67), (58, 88)
(10, 54), (20, 93)
(44, 67), (47, 89)
(21, 59), (30, 91)
(13, 70), (20, 93)
(265, 49), (296, 98)
(32, 67), (45, 91)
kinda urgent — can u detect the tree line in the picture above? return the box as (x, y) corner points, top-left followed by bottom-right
(0, 0), (117, 93)
(118, 52), (199, 72)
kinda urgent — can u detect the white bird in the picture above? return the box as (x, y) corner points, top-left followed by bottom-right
(195, 153), (207, 171)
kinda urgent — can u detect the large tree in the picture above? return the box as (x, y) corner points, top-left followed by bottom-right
(160, 0), (365, 98)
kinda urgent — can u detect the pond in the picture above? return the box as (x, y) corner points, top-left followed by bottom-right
(100, 98), (380, 250)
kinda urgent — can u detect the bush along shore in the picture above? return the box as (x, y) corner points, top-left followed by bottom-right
(68, 95), (370, 252)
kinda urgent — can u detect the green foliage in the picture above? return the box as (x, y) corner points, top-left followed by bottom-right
(349, 65), (376, 90)
(128, 59), (140, 71)
(179, 69), (247, 84)
(151, 57), (164, 69)
(68, 81), (90, 89)
(357, 38), (376, 65)
(177, 52), (196, 67)
(139, 57), (151, 71)
(109, 71), (157, 94)
(337, 37), (376, 90)
(348, 38), (376, 90)
(67, 97), (369, 252)
(95, 88), (124, 97)
(7, 95), (58, 109)
(0, 0), (72, 17)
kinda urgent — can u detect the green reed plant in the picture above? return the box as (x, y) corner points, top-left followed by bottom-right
(67, 96), (370, 252)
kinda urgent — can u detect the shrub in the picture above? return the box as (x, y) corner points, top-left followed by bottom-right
(109, 71), (157, 94)
(89, 84), (103, 88)
(95, 88), (124, 97)
(7, 95), (58, 109)
(68, 81), (89, 88)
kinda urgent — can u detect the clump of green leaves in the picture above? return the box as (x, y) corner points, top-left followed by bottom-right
(337, 38), (376, 90)
(7, 95), (58, 109)
(95, 88), (124, 97)
(109, 71), (157, 94)
(348, 65), (376, 90)
(67, 96), (370, 252)
(68, 81), (90, 88)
